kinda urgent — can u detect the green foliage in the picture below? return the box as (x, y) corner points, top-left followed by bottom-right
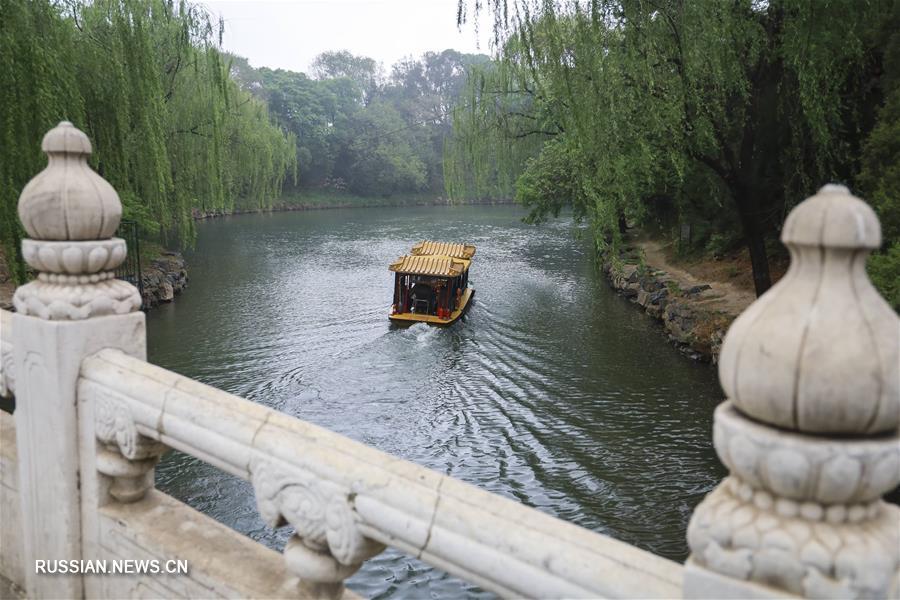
(861, 89), (900, 244)
(515, 136), (587, 223)
(868, 242), (900, 310)
(0, 0), (295, 282)
(444, 44), (561, 203)
(0, 0), (83, 281)
(859, 4), (900, 309)
(607, 253), (624, 278)
(311, 50), (380, 104)
(336, 100), (428, 196)
(706, 233), (740, 259)
(450, 0), (895, 296)
(636, 249), (647, 274)
(243, 49), (488, 200)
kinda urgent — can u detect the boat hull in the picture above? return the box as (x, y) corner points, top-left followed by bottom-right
(389, 288), (474, 326)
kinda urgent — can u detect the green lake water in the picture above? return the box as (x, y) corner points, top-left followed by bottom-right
(147, 205), (726, 598)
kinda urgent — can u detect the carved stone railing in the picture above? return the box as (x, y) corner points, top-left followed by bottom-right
(3, 122), (897, 600)
(78, 347), (683, 598)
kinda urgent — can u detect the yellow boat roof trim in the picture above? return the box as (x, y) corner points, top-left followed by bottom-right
(411, 240), (476, 259)
(389, 255), (469, 277)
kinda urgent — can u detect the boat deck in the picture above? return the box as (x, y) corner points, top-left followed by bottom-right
(389, 288), (474, 326)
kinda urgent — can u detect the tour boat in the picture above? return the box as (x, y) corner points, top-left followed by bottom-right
(388, 240), (475, 326)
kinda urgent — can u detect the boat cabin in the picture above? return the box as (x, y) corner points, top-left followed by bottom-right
(388, 241), (476, 326)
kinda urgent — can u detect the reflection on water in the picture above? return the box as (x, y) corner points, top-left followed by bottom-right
(148, 205), (726, 597)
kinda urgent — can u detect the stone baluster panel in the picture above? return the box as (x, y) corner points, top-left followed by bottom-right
(251, 458), (386, 598)
(93, 390), (167, 503)
(685, 185), (900, 599)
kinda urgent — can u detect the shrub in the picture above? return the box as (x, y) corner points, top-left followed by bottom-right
(868, 242), (900, 311)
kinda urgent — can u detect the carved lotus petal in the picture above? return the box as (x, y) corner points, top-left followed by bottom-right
(87, 246), (109, 272)
(816, 455), (861, 504)
(21, 239), (127, 275)
(38, 245), (60, 272)
(863, 453), (900, 499)
(765, 450), (810, 499)
(711, 402), (900, 503)
(107, 243), (126, 270)
(62, 246), (83, 273)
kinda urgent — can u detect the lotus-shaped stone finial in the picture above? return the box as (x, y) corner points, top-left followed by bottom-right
(17, 121), (122, 241)
(718, 184), (899, 434)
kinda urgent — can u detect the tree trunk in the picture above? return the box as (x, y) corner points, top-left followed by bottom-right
(734, 186), (772, 297)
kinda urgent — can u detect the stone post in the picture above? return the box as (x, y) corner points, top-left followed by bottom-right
(12, 122), (145, 598)
(685, 185), (900, 598)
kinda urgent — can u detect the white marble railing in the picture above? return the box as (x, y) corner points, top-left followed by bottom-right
(77, 348), (682, 598)
(1, 122), (897, 599)
(0, 313), (681, 600)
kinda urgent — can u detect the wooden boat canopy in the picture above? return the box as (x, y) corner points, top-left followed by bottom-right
(388, 255), (469, 277)
(389, 239), (475, 326)
(411, 240), (476, 260)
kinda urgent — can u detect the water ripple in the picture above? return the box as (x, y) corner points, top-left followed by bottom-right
(149, 206), (726, 598)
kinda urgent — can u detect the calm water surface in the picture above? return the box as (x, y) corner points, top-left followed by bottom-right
(148, 205), (726, 598)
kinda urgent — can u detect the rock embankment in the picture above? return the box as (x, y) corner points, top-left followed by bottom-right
(603, 254), (737, 362)
(140, 251), (188, 308)
(0, 247), (188, 312)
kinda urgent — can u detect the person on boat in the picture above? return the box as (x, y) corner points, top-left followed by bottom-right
(410, 281), (435, 314)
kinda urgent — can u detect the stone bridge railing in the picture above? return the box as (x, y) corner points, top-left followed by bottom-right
(0, 122), (897, 599)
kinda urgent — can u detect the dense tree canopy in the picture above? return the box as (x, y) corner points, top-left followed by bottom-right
(237, 49), (489, 199)
(448, 0), (898, 301)
(0, 0), (296, 282)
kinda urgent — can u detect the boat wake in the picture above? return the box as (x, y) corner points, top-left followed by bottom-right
(403, 322), (442, 343)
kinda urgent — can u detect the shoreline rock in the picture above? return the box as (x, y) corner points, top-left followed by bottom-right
(140, 251), (188, 309)
(602, 254), (733, 363)
(0, 247), (188, 313)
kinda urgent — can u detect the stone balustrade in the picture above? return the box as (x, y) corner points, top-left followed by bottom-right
(76, 347), (683, 598)
(0, 122), (897, 599)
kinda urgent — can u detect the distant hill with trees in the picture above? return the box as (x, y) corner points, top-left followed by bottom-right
(229, 48), (490, 200)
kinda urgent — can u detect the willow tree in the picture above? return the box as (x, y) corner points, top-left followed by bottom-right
(444, 44), (563, 204)
(0, 0), (296, 282)
(858, 1), (900, 308)
(451, 0), (890, 296)
(0, 0), (84, 281)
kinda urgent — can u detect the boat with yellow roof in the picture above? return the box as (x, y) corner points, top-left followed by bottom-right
(388, 240), (475, 326)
